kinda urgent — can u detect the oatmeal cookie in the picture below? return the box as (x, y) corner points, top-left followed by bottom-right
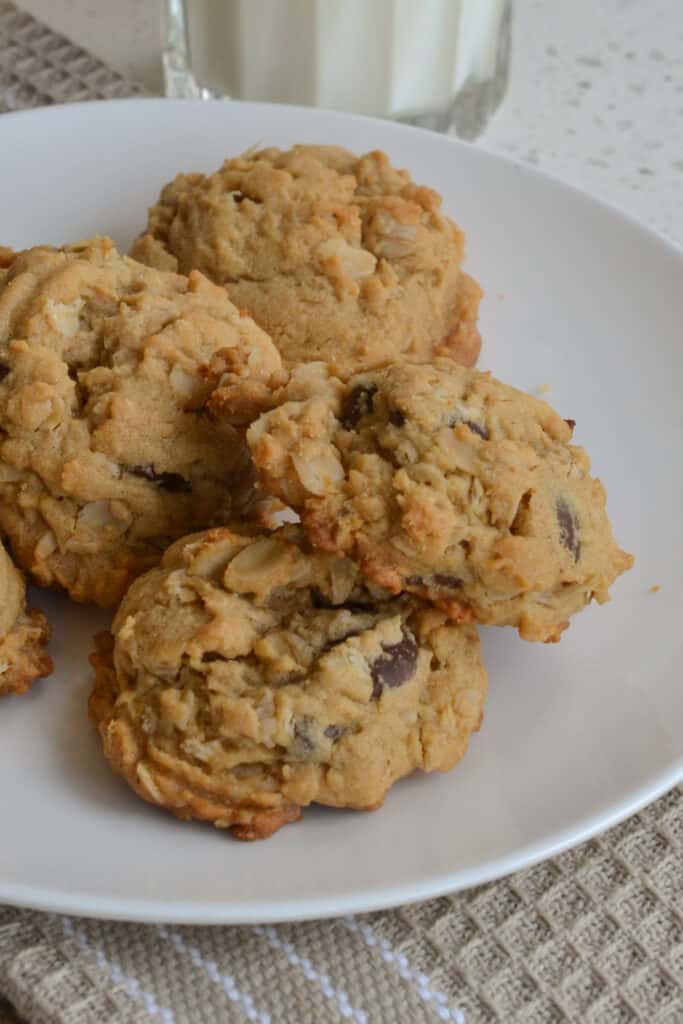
(131, 145), (482, 376)
(247, 361), (634, 642)
(0, 238), (283, 606)
(89, 524), (486, 840)
(0, 539), (52, 696)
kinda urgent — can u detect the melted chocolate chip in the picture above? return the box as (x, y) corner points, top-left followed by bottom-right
(129, 464), (192, 493)
(155, 472), (192, 493)
(556, 497), (581, 561)
(311, 587), (348, 609)
(340, 383), (377, 429)
(433, 573), (463, 588)
(202, 651), (227, 663)
(230, 190), (246, 203)
(388, 409), (406, 427)
(324, 724), (349, 741)
(292, 716), (315, 758)
(0, 363), (10, 383)
(466, 420), (489, 440)
(564, 418), (576, 432)
(406, 573), (461, 589)
(370, 627), (418, 700)
(343, 600), (377, 613)
(445, 412), (489, 439)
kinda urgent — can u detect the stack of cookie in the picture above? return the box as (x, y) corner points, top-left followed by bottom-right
(0, 146), (633, 840)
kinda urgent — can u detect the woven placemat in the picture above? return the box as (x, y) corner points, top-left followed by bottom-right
(0, 787), (681, 1023)
(0, 0), (140, 112)
(0, 3), (681, 1023)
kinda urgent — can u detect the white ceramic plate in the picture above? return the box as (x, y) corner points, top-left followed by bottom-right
(0, 99), (681, 925)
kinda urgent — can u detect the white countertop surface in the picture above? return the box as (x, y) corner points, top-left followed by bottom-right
(15, 0), (683, 244)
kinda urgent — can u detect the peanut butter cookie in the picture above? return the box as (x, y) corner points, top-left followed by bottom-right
(131, 145), (482, 376)
(247, 361), (634, 642)
(90, 524), (486, 840)
(0, 539), (51, 697)
(0, 238), (283, 606)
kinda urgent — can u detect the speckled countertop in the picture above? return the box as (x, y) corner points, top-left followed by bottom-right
(479, 0), (683, 244)
(16, 0), (683, 245)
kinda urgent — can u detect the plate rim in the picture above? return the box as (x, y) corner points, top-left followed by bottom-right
(2, 96), (682, 260)
(0, 762), (680, 924)
(0, 97), (681, 925)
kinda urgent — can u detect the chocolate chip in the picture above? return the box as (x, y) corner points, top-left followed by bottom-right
(446, 412), (488, 439)
(311, 587), (333, 609)
(230, 190), (246, 203)
(157, 472), (192, 493)
(466, 420), (489, 440)
(202, 651), (227, 663)
(340, 383), (377, 429)
(433, 573), (463, 588)
(0, 363), (9, 383)
(344, 600), (377, 613)
(292, 716), (315, 758)
(564, 418), (576, 432)
(556, 497), (581, 561)
(324, 724), (349, 741)
(388, 409), (406, 427)
(370, 626), (418, 700)
(406, 573), (461, 589)
(128, 464), (192, 493)
(311, 588), (373, 614)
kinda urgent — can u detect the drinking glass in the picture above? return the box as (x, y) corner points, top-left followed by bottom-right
(163, 0), (511, 140)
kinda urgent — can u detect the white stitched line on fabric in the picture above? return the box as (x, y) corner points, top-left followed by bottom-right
(253, 924), (368, 1024)
(56, 916), (176, 1024)
(343, 916), (466, 1024)
(156, 925), (271, 1024)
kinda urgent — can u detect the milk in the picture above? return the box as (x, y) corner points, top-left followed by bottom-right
(182, 0), (508, 121)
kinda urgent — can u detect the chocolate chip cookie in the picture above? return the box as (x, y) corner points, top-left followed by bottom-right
(247, 361), (634, 642)
(89, 524), (487, 840)
(0, 239), (283, 606)
(0, 539), (51, 696)
(131, 145), (482, 377)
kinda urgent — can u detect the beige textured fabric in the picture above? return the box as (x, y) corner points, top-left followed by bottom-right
(1, 6), (681, 1024)
(0, 0), (140, 112)
(0, 787), (681, 1024)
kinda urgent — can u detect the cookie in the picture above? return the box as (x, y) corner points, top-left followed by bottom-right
(0, 239), (283, 606)
(247, 361), (634, 642)
(131, 145), (482, 377)
(89, 524), (487, 840)
(0, 539), (52, 696)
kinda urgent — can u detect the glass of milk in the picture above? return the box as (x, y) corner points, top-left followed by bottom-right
(163, 0), (511, 140)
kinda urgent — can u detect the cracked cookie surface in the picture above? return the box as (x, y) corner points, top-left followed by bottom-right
(0, 238), (283, 606)
(0, 539), (52, 696)
(131, 145), (482, 377)
(89, 524), (486, 840)
(247, 361), (634, 642)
